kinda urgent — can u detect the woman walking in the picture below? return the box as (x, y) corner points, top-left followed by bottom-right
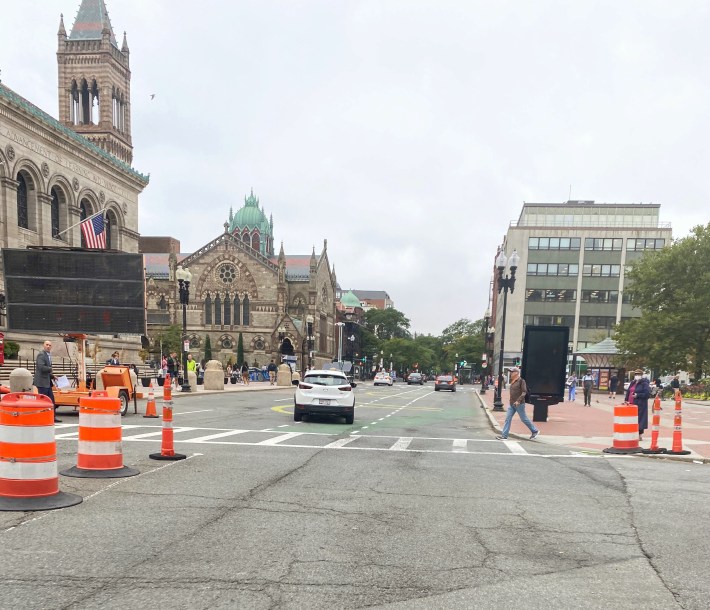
(625, 369), (650, 441)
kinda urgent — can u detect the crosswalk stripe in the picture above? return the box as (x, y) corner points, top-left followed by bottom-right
(502, 440), (528, 454)
(187, 430), (251, 442)
(452, 439), (468, 452)
(323, 437), (359, 449)
(389, 437), (413, 451)
(256, 432), (304, 446)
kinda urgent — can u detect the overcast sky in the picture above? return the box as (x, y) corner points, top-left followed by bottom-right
(2, 1), (708, 335)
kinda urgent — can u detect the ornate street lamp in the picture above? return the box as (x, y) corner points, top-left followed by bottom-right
(176, 265), (192, 392)
(306, 315), (314, 370)
(492, 249), (520, 411)
(335, 322), (345, 364)
(481, 308), (491, 394)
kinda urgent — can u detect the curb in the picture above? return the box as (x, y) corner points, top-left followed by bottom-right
(471, 390), (708, 464)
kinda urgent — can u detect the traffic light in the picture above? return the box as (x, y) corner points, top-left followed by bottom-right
(514, 356), (521, 367)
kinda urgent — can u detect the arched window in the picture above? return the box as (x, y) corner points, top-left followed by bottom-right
(17, 174), (29, 229)
(233, 295), (240, 325)
(242, 295), (250, 326)
(204, 295), (212, 324)
(79, 199), (90, 248)
(224, 294), (231, 325)
(51, 188), (61, 239)
(105, 210), (118, 250)
(158, 295), (167, 310)
(214, 295), (222, 325)
(242, 231), (249, 244)
(251, 232), (260, 251)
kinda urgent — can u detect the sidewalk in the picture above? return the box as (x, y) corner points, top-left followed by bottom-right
(149, 380), (290, 398)
(477, 388), (710, 462)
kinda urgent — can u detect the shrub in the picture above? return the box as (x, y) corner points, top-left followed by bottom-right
(4, 340), (20, 359)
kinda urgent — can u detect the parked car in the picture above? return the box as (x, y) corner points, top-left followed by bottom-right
(294, 369), (356, 424)
(374, 371), (394, 386)
(407, 372), (423, 385)
(434, 375), (456, 392)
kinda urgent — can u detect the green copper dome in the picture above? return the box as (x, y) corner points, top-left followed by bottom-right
(227, 189), (274, 256)
(341, 290), (361, 308)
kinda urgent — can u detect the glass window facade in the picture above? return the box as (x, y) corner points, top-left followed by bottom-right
(523, 315), (575, 327)
(528, 237), (581, 250)
(583, 264), (620, 277)
(584, 237), (623, 251)
(526, 289), (577, 302)
(627, 238), (665, 251)
(527, 263), (579, 276)
(579, 316), (618, 329)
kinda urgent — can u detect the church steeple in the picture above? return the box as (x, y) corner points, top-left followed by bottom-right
(57, 0), (134, 164)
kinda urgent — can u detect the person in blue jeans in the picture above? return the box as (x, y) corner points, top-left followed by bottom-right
(567, 373), (577, 401)
(496, 367), (539, 440)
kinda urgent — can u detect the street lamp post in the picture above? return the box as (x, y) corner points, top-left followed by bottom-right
(481, 308), (491, 394)
(306, 315), (314, 370)
(176, 265), (192, 393)
(335, 322), (345, 364)
(492, 249), (520, 412)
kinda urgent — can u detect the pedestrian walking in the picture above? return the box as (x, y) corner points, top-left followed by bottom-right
(167, 352), (178, 386)
(267, 359), (277, 385)
(566, 373), (577, 401)
(241, 362), (250, 385)
(609, 373), (619, 398)
(625, 368), (650, 440)
(33, 339), (61, 423)
(496, 367), (539, 440)
(582, 371), (594, 406)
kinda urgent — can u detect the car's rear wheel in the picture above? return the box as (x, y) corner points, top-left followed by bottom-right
(435, 387), (440, 391)
(294, 404), (303, 421)
(345, 413), (354, 425)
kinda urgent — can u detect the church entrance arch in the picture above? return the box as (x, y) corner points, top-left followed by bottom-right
(280, 338), (295, 357)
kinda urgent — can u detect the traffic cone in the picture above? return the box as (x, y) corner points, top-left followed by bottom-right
(666, 389), (691, 455)
(143, 382), (158, 418)
(604, 402), (642, 454)
(149, 375), (185, 461)
(642, 395), (667, 454)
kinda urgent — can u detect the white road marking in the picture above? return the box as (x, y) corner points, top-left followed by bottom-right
(502, 440), (528, 454)
(389, 437), (413, 451)
(256, 432), (304, 445)
(324, 437), (359, 448)
(452, 439), (468, 452)
(187, 430), (250, 443)
(175, 409), (213, 415)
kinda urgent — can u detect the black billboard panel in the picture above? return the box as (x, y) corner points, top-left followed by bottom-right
(2, 249), (145, 335)
(521, 325), (569, 399)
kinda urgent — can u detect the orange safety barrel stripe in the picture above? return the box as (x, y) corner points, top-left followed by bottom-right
(0, 477), (59, 497)
(78, 427), (122, 443)
(0, 441), (56, 461)
(613, 405), (638, 417)
(0, 408), (54, 427)
(77, 453), (123, 470)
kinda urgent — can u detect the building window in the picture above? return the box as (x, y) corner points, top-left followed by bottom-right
(233, 295), (240, 325)
(204, 295), (212, 324)
(525, 289), (577, 302)
(579, 316), (617, 329)
(527, 263), (578, 276)
(158, 295), (167, 310)
(51, 188), (61, 238)
(214, 295), (222, 325)
(627, 238), (665, 251)
(528, 237), (580, 250)
(523, 315), (575, 327)
(242, 295), (250, 325)
(585, 237), (622, 251)
(581, 290), (619, 303)
(583, 264), (620, 277)
(319, 316), (327, 352)
(17, 174), (29, 229)
(224, 294), (231, 325)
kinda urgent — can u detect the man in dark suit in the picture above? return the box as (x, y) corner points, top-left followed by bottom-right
(33, 339), (61, 423)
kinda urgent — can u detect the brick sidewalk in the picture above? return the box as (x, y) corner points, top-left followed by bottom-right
(478, 388), (710, 460)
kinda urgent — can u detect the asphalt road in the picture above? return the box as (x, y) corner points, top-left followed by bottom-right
(0, 383), (707, 609)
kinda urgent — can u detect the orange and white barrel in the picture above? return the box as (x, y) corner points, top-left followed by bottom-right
(604, 403), (642, 454)
(0, 392), (82, 511)
(60, 392), (138, 479)
(149, 386), (186, 461)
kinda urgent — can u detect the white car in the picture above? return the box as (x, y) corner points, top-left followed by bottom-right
(374, 371), (394, 386)
(294, 369), (356, 424)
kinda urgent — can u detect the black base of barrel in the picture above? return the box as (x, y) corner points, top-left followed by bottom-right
(60, 465), (139, 478)
(149, 452), (186, 461)
(603, 446), (643, 454)
(0, 491), (83, 512)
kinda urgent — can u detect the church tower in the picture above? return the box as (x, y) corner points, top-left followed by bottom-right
(57, 0), (133, 164)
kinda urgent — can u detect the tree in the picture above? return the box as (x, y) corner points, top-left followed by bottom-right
(237, 332), (244, 365)
(152, 325), (183, 357)
(615, 223), (710, 379)
(204, 335), (213, 361)
(364, 308), (411, 340)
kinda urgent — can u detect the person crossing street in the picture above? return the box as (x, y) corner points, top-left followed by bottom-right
(496, 367), (539, 440)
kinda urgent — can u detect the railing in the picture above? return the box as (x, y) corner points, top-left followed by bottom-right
(0, 359), (160, 387)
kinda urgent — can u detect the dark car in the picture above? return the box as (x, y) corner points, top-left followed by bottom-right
(407, 372), (423, 385)
(434, 375), (456, 392)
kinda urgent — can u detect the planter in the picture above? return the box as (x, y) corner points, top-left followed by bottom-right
(197, 377), (204, 385)
(230, 377), (238, 384)
(156, 377), (165, 387)
(224, 377), (229, 385)
(141, 377), (151, 387)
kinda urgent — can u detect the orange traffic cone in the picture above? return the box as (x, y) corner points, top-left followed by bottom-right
(604, 402), (643, 454)
(143, 382), (158, 418)
(666, 389), (691, 455)
(149, 375), (186, 461)
(642, 395), (666, 454)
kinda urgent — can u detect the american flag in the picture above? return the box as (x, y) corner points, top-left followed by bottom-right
(80, 214), (106, 249)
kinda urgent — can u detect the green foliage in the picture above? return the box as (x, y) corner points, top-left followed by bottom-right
(615, 223), (710, 379)
(364, 308), (411, 340)
(237, 332), (244, 365)
(152, 325), (183, 356)
(4, 340), (20, 359)
(204, 335), (212, 361)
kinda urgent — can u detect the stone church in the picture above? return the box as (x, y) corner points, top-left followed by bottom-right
(0, 0), (148, 360)
(143, 190), (338, 372)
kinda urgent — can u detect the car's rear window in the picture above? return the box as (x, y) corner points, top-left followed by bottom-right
(437, 376), (453, 381)
(304, 374), (348, 386)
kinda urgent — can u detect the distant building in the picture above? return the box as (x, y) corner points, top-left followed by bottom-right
(349, 290), (394, 311)
(491, 200), (672, 374)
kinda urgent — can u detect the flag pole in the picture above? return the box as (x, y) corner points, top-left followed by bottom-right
(55, 209), (104, 238)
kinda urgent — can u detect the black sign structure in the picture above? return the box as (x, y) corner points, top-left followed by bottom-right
(2, 249), (146, 334)
(521, 325), (569, 421)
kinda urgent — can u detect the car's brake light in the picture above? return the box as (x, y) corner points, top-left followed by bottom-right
(298, 383), (313, 390)
(338, 386), (352, 392)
